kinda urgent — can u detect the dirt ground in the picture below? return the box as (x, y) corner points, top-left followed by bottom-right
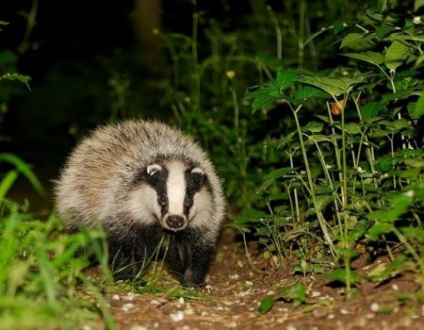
(87, 229), (424, 330)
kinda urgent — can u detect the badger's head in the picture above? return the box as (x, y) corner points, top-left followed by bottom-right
(126, 159), (211, 232)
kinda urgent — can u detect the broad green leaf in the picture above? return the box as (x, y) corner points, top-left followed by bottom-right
(343, 51), (385, 66)
(366, 222), (392, 240)
(279, 283), (307, 303)
(361, 102), (383, 119)
(367, 255), (409, 281)
(368, 192), (413, 222)
(343, 122), (362, 134)
(258, 295), (274, 314)
(410, 92), (424, 118)
(315, 195), (335, 211)
(262, 167), (294, 182)
(385, 41), (410, 70)
(294, 86), (329, 100)
(340, 33), (374, 50)
(276, 69), (296, 90)
(301, 121), (323, 133)
(325, 268), (360, 284)
(252, 95), (280, 111)
(375, 26), (393, 40)
(297, 75), (361, 96)
(233, 210), (268, 227)
(415, 0), (424, 11)
(349, 220), (374, 241)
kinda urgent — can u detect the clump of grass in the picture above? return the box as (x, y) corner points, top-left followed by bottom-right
(0, 198), (115, 329)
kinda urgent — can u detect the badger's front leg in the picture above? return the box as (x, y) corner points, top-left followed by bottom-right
(171, 229), (215, 286)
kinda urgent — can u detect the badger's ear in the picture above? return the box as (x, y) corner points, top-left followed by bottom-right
(147, 164), (163, 176)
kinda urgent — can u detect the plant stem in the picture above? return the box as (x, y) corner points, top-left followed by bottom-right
(291, 104), (336, 255)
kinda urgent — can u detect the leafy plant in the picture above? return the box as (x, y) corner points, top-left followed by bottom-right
(243, 0), (424, 296)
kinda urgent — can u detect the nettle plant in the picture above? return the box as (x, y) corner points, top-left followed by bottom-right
(243, 1), (424, 294)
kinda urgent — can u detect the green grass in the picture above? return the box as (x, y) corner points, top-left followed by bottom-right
(0, 199), (115, 329)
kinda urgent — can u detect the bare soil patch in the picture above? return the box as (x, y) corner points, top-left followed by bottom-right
(89, 229), (424, 330)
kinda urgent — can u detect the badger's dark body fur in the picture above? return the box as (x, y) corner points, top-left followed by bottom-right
(54, 120), (225, 285)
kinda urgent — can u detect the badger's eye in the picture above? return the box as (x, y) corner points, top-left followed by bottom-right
(184, 198), (193, 208)
(158, 195), (167, 206)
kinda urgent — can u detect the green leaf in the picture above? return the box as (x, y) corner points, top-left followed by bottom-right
(0, 73), (31, 90)
(278, 283), (307, 303)
(343, 122), (362, 134)
(343, 51), (385, 66)
(367, 255), (409, 281)
(294, 86), (329, 100)
(361, 102), (384, 119)
(258, 295), (274, 314)
(340, 33), (374, 50)
(325, 268), (360, 285)
(368, 191), (414, 222)
(410, 92), (424, 119)
(375, 26), (393, 40)
(385, 41), (410, 70)
(233, 210), (268, 227)
(0, 153), (45, 197)
(297, 75), (362, 96)
(415, 0), (424, 11)
(301, 121), (323, 133)
(350, 220), (374, 241)
(366, 222), (392, 240)
(276, 69), (296, 90)
(262, 167), (294, 182)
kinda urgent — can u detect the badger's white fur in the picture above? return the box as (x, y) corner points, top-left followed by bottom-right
(54, 120), (225, 285)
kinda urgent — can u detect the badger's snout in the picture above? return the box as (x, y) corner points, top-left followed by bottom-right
(163, 214), (187, 231)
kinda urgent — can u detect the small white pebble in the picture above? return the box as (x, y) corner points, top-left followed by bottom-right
(245, 281), (253, 286)
(178, 297), (185, 305)
(340, 309), (352, 315)
(413, 16), (422, 24)
(311, 291), (321, 297)
(366, 313), (375, 319)
(153, 322), (160, 328)
(121, 303), (135, 312)
(229, 274), (240, 280)
(327, 314), (335, 319)
(392, 284), (399, 291)
(205, 284), (213, 292)
(111, 294), (120, 301)
(150, 300), (161, 305)
(131, 326), (148, 330)
(201, 311), (210, 316)
(81, 325), (91, 330)
(370, 302), (379, 312)
(170, 311), (185, 322)
(266, 290), (274, 295)
(124, 292), (135, 301)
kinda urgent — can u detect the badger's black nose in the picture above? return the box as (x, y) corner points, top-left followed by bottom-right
(166, 215), (186, 229)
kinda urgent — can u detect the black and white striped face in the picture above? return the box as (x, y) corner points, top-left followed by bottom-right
(127, 160), (210, 232)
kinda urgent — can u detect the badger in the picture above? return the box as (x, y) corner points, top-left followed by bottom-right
(54, 120), (225, 286)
